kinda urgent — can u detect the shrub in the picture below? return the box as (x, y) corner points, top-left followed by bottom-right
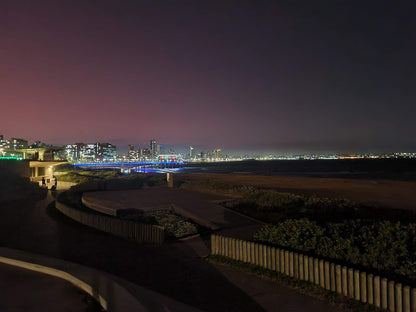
(255, 219), (416, 280)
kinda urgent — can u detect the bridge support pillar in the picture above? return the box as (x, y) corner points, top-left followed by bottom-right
(167, 173), (174, 187)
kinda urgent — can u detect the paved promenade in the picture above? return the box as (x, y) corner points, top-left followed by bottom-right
(84, 187), (265, 239)
(0, 188), (344, 312)
(0, 262), (91, 312)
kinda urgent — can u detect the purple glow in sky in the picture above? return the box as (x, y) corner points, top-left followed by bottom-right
(1, 1), (415, 153)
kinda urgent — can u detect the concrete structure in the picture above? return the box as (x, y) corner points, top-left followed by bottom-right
(29, 160), (68, 182)
(167, 172), (174, 187)
(211, 234), (416, 312)
(19, 146), (66, 161)
(79, 187), (264, 236)
(0, 247), (202, 312)
(55, 200), (165, 244)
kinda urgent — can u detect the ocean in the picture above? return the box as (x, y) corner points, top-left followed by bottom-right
(180, 159), (416, 181)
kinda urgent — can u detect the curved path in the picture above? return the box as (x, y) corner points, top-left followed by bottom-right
(0, 262), (93, 312)
(0, 190), (344, 312)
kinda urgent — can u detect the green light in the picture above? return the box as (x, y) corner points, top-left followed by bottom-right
(0, 156), (21, 160)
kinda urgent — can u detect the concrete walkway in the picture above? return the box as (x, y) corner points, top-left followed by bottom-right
(214, 263), (346, 312)
(0, 262), (92, 312)
(0, 247), (202, 312)
(0, 188), (344, 312)
(83, 187), (264, 239)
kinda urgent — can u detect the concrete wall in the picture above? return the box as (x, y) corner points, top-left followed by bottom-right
(55, 200), (164, 244)
(211, 234), (415, 312)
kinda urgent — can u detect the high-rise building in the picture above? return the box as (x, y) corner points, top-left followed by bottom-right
(128, 144), (135, 160)
(11, 138), (28, 150)
(98, 143), (116, 161)
(215, 148), (221, 160)
(150, 139), (157, 158)
(190, 146), (195, 159)
(65, 142), (116, 162)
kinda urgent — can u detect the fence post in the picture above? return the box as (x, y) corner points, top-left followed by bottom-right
(261, 244), (266, 268)
(336, 265), (342, 294)
(274, 248), (279, 272)
(294, 253), (299, 279)
(259, 243), (264, 267)
(283, 251), (289, 275)
(304, 255), (309, 282)
(242, 240), (247, 262)
(263, 245), (269, 269)
(250, 242), (255, 264)
(289, 252), (294, 277)
(224, 236), (228, 257)
(367, 274), (374, 305)
(354, 270), (360, 301)
(240, 240), (244, 262)
(309, 257), (314, 283)
(360, 271), (367, 303)
(381, 278), (388, 310)
(330, 263), (336, 292)
(314, 258), (319, 285)
(403, 285), (410, 312)
(218, 238), (224, 256)
(299, 254), (304, 280)
(396, 283), (402, 312)
(232, 238), (237, 261)
(271, 247), (276, 271)
(280, 249), (285, 273)
(232, 238), (237, 260)
(348, 268), (354, 298)
(221, 236), (225, 257)
(324, 261), (330, 290)
(268, 246), (273, 270)
(388, 280), (395, 312)
(319, 260), (325, 288)
(374, 275), (381, 308)
(412, 288), (416, 312)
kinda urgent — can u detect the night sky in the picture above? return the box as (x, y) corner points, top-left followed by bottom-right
(1, 1), (415, 154)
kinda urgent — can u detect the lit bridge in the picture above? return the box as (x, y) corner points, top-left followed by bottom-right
(74, 161), (185, 173)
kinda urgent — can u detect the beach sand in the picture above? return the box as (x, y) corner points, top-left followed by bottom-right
(176, 173), (416, 211)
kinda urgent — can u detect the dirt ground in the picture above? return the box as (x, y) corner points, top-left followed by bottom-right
(176, 173), (416, 211)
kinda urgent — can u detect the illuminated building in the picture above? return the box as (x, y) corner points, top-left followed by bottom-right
(11, 138), (28, 150)
(65, 142), (116, 162)
(157, 154), (177, 162)
(128, 145), (135, 159)
(215, 148), (221, 160)
(190, 146), (195, 159)
(150, 139), (157, 158)
(98, 143), (116, 161)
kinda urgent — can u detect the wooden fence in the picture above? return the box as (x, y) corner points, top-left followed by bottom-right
(211, 234), (416, 312)
(55, 200), (165, 244)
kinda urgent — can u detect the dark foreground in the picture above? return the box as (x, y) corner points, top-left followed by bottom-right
(0, 191), (341, 312)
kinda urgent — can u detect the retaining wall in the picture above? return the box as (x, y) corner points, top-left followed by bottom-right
(211, 234), (416, 312)
(55, 200), (164, 244)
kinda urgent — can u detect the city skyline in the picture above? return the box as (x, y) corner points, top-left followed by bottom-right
(1, 1), (415, 153)
(1, 132), (416, 162)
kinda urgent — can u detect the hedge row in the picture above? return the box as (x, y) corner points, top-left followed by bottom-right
(255, 219), (416, 281)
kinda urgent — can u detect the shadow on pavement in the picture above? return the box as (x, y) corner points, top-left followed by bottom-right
(0, 192), (265, 312)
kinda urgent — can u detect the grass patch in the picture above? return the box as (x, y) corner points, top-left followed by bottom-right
(120, 209), (199, 239)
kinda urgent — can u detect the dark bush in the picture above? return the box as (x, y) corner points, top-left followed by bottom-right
(255, 219), (416, 280)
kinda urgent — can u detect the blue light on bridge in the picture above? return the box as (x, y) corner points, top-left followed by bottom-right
(74, 161), (184, 167)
